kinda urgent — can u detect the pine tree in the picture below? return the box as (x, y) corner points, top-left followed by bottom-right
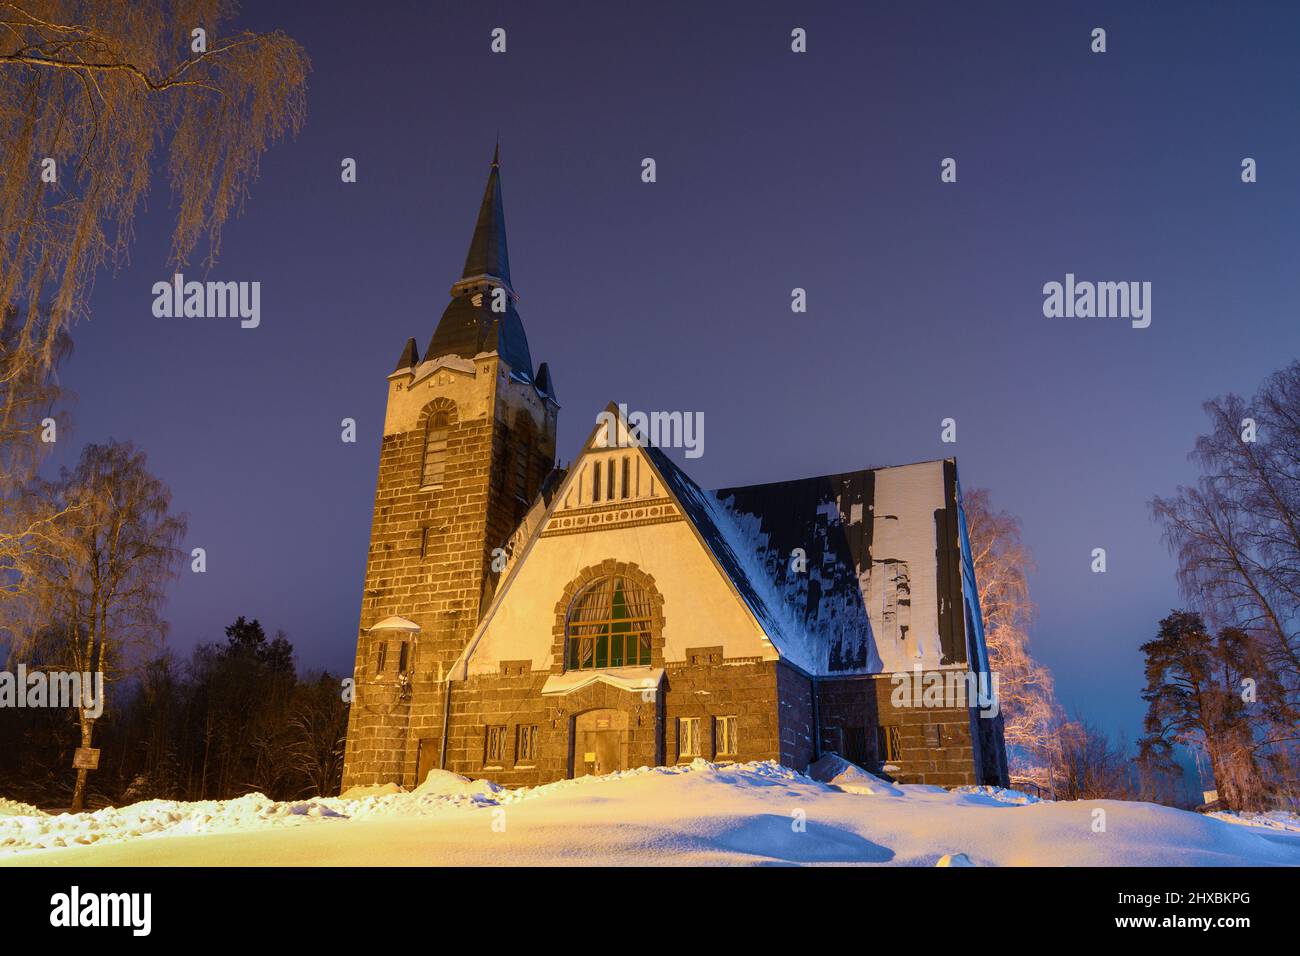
(1138, 610), (1270, 810)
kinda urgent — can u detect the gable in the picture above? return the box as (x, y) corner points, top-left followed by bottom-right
(453, 406), (792, 678)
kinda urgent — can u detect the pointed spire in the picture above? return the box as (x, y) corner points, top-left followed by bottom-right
(455, 145), (512, 296)
(393, 336), (419, 372)
(535, 362), (558, 404)
(424, 145), (534, 376)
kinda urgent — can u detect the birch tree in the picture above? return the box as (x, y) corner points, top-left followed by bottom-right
(22, 440), (186, 810)
(963, 488), (1064, 789)
(0, 0), (307, 600)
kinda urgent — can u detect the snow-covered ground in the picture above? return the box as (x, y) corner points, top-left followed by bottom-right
(2, 758), (1298, 866)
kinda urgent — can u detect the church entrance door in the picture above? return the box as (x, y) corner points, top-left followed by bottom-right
(571, 709), (629, 777)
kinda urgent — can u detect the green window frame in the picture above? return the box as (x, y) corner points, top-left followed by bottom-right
(565, 576), (653, 670)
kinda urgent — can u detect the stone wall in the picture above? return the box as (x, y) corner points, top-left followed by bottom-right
(662, 656), (780, 764)
(776, 662), (816, 770)
(438, 656), (784, 788)
(815, 673), (982, 787)
(341, 357), (556, 790)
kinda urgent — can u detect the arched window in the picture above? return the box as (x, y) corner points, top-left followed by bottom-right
(422, 410), (450, 487)
(566, 576), (654, 670)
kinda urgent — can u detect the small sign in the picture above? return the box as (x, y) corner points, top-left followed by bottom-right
(73, 748), (100, 770)
(583, 752), (596, 762)
(1202, 788), (1218, 804)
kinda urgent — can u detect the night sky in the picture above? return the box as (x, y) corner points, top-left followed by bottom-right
(55, 1), (1300, 747)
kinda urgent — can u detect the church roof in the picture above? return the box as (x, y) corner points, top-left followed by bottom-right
(459, 144), (511, 289)
(422, 147), (534, 375)
(711, 470), (881, 674)
(714, 459), (969, 671)
(393, 337), (419, 372)
(641, 444), (819, 671)
(424, 293), (534, 376)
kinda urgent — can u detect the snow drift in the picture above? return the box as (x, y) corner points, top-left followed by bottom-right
(3, 760), (1298, 867)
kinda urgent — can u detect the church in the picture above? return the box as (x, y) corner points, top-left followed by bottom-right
(341, 150), (1008, 791)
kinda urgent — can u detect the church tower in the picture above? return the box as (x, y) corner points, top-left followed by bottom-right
(342, 149), (559, 789)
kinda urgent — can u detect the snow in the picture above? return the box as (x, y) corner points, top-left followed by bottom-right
(0, 798), (45, 819)
(3, 760), (1299, 866)
(1208, 810), (1300, 833)
(951, 784), (1042, 805)
(806, 753), (903, 796)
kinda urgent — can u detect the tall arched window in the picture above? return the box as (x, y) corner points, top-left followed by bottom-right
(566, 576), (654, 670)
(422, 410), (450, 487)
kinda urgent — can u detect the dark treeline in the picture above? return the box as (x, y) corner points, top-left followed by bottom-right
(0, 617), (348, 810)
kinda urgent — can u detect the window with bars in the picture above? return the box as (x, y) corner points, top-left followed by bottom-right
(398, 641), (409, 674)
(374, 640), (387, 674)
(421, 410), (450, 487)
(716, 716), (738, 756)
(878, 725), (902, 763)
(516, 724), (538, 765)
(565, 576), (654, 670)
(484, 725), (508, 766)
(843, 726), (868, 765)
(679, 717), (701, 758)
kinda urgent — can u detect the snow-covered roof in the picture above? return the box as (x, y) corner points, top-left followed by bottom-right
(642, 444), (823, 673)
(714, 460), (965, 674)
(367, 616), (421, 633)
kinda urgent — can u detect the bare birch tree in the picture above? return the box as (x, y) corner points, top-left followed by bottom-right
(1151, 362), (1300, 804)
(0, 1), (307, 602)
(18, 440), (186, 810)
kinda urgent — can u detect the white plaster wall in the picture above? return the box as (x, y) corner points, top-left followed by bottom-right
(466, 517), (778, 676)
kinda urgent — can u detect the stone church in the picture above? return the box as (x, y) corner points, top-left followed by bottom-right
(341, 150), (1008, 791)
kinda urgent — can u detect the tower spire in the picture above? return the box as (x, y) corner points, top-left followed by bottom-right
(454, 145), (511, 297)
(426, 144), (533, 376)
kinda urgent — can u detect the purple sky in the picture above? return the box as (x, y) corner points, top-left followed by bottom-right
(55, 1), (1300, 747)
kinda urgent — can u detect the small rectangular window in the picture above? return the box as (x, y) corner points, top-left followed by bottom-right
(484, 725), (508, 766)
(607, 460), (615, 500)
(878, 725), (901, 763)
(679, 717), (701, 759)
(375, 640), (387, 674)
(593, 461), (602, 502)
(716, 716), (738, 756)
(398, 641), (409, 673)
(420, 526), (430, 558)
(516, 724), (538, 765)
(621, 457), (630, 499)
